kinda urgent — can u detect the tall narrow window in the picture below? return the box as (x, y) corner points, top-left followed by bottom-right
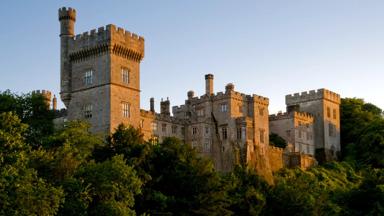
(260, 129), (265, 143)
(172, 125), (177, 134)
(192, 127), (198, 135)
(237, 127), (242, 140)
(327, 107), (331, 118)
(84, 70), (93, 85)
(122, 68), (129, 84)
(220, 103), (228, 112)
(333, 109), (337, 120)
(259, 107), (264, 116)
(83, 104), (93, 119)
(222, 127), (228, 140)
(162, 124), (167, 133)
(151, 122), (158, 131)
(204, 139), (211, 152)
(122, 102), (130, 118)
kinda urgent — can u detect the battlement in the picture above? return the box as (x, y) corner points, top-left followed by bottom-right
(293, 111), (314, 122)
(253, 94), (269, 106)
(32, 90), (52, 98)
(269, 111), (313, 121)
(58, 7), (76, 21)
(69, 24), (144, 62)
(286, 88), (340, 105)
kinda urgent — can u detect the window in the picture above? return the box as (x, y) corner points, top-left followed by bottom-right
(121, 68), (129, 84)
(259, 107), (264, 116)
(191, 140), (197, 149)
(204, 139), (211, 152)
(150, 135), (159, 144)
(220, 103), (228, 112)
(260, 129), (265, 143)
(192, 127), (198, 135)
(222, 127), (228, 140)
(298, 130), (302, 138)
(140, 119), (144, 128)
(237, 127), (242, 140)
(205, 126), (210, 135)
(162, 124), (167, 133)
(197, 109), (205, 117)
(329, 123), (336, 137)
(83, 104), (93, 119)
(151, 122), (158, 131)
(171, 125), (177, 134)
(122, 102), (130, 118)
(238, 105), (243, 113)
(327, 107), (331, 118)
(333, 109), (337, 120)
(84, 70), (93, 85)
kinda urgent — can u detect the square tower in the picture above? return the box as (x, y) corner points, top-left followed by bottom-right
(285, 89), (341, 162)
(59, 7), (144, 133)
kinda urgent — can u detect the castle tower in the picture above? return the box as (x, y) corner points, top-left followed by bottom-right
(58, 7), (76, 107)
(32, 90), (52, 109)
(286, 89), (341, 162)
(58, 7), (145, 133)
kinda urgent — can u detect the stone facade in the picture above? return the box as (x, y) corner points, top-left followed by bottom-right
(57, 7), (340, 181)
(285, 89), (341, 162)
(269, 111), (315, 156)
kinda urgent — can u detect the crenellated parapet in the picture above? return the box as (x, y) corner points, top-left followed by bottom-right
(32, 90), (52, 107)
(58, 7), (76, 21)
(293, 111), (314, 122)
(253, 94), (269, 106)
(68, 24), (144, 62)
(286, 88), (340, 105)
(269, 111), (313, 122)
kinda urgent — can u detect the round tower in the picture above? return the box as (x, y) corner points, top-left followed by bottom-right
(59, 7), (76, 36)
(58, 7), (76, 108)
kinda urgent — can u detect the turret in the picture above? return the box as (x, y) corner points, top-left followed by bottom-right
(160, 98), (170, 116)
(58, 7), (76, 107)
(52, 95), (57, 111)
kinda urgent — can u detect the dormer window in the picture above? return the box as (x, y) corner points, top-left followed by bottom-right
(84, 70), (93, 85)
(122, 68), (129, 84)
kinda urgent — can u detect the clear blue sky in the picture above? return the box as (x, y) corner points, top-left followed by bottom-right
(0, 0), (383, 113)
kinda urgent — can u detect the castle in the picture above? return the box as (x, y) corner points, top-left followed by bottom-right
(55, 7), (340, 181)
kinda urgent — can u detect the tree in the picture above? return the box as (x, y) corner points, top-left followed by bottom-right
(0, 90), (55, 148)
(224, 166), (268, 215)
(269, 133), (287, 148)
(0, 112), (64, 216)
(75, 155), (142, 216)
(136, 137), (231, 215)
(340, 98), (384, 167)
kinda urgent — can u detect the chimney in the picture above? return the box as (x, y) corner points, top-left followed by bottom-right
(205, 74), (214, 95)
(150, 97), (155, 112)
(160, 97), (170, 116)
(187, 90), (195, 99)
(52, 95), (57, 111)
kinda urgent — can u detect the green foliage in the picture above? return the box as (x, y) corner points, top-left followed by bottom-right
(266, 162), (362, 215)
(0, 90), (55, 148)
(0, 112), (64, 216)
(269, 133), (287, 148)
(224, 166), (268, 215)
(341, 98), (384, 167)
(136, 137), (230, 215)
(76, 155), (142, 216)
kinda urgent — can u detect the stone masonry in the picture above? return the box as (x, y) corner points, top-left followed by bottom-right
(57, 7), (340, 181)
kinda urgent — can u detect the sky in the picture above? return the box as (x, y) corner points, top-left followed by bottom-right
(0, 0), (383, 113)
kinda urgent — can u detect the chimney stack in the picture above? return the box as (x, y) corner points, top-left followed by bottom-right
(52, 95), (57, 111)
(205, 74), (214, 95)
(150, 97), (155, 112)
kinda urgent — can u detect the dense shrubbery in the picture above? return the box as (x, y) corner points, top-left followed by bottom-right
(0, 91), (383, 215)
